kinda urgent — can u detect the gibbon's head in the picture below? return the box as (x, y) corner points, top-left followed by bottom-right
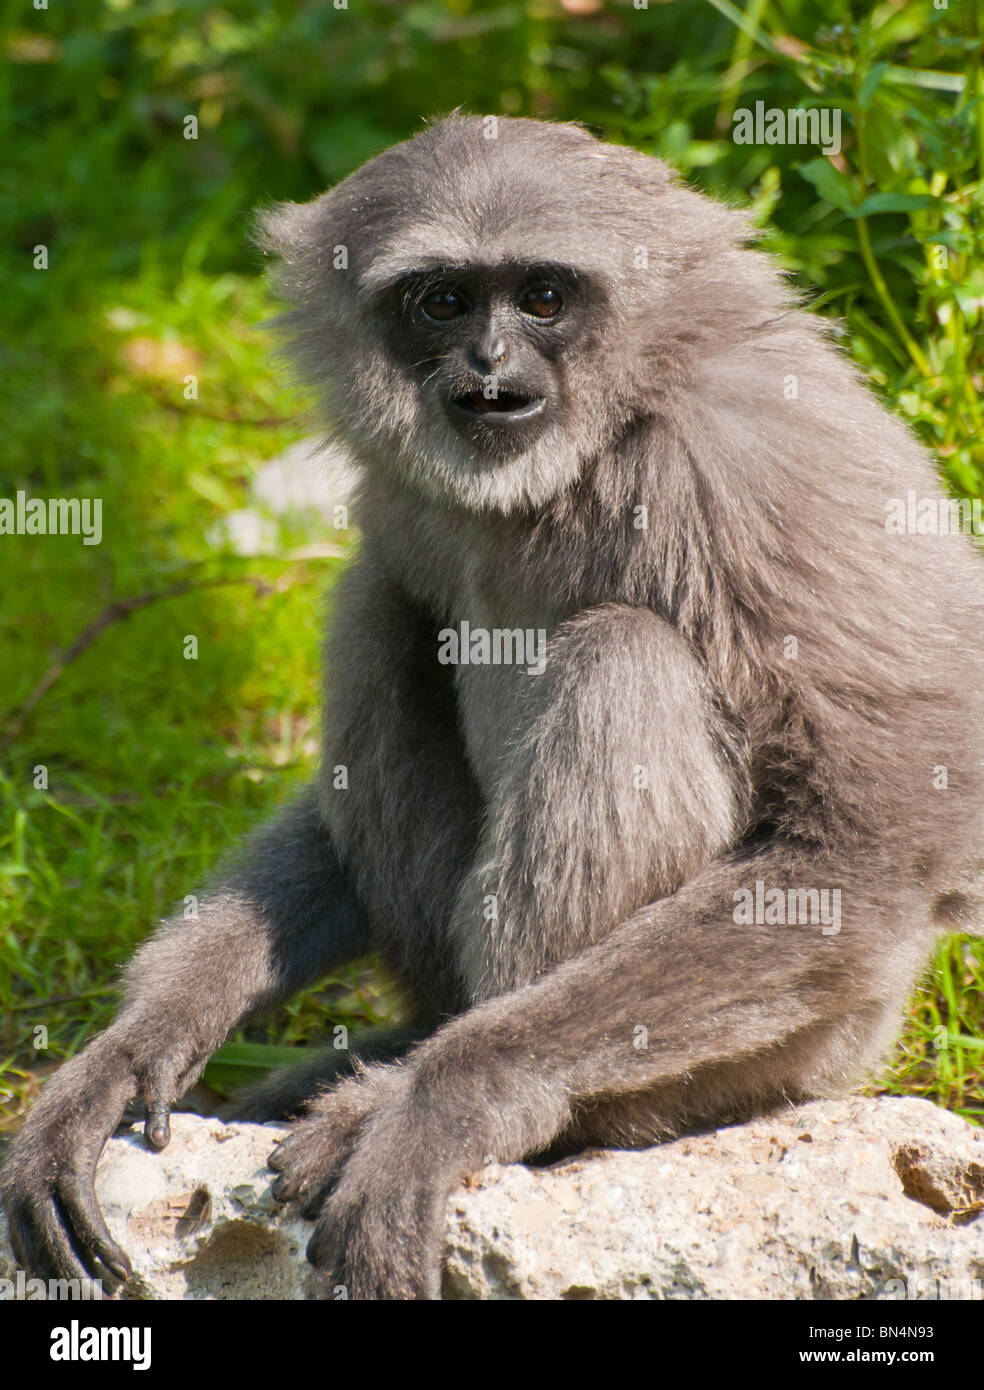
(258, 113), (771, 513)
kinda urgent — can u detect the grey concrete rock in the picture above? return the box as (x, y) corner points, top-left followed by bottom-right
(444, 1097), (984, 1300)
(252, 437), (358, 521)
(205, 438), (358, 556)
(1, 1098), (981, 1300)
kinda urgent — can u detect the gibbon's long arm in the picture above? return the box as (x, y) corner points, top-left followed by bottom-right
(1, 789), (362, 1286)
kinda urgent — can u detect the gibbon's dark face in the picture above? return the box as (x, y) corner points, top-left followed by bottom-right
(258, 114), (755, 511)
(386, 261), (592, 459)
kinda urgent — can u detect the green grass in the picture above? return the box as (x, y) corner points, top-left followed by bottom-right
(0, 268), (405, 1122)
(1, 0), (982, 1128)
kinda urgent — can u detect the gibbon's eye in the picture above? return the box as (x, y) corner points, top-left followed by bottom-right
(519, 286), (563, 319)
(420, 288), (467, 322)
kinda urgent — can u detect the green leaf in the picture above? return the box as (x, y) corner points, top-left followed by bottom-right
(863, 106), (919, 178)
(798, 158), (858, 214)
(208, 1042), (304, 1069)
(204, 1041), (307, 1095)
(858, 63), (889, 110)
(185, 469), (237, 511)
(308, 116), (396, 183)
(917, 228), (975, 254)
(702, 0), (783, 58)
(938, 1033), (984, 1054)
(883, 65), (965, 94)
(849, 193), (937, 218)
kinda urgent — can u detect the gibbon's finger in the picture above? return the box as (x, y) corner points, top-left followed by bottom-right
(57, 1173), (133, 1285)
(142, 1098), (172, 1152)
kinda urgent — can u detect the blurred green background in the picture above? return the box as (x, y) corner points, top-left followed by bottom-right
(1, 0), (982, 1126)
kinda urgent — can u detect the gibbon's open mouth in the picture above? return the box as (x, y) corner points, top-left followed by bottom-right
(448, 390), (546, 423)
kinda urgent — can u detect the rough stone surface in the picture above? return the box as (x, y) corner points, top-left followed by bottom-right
(1, 1098), (982, 1300)
(444, 1097), (984, 1300)
(1, 1118), (321, 1300)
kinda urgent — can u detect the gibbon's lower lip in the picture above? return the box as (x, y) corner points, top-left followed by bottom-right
(448, 391), (546, 423)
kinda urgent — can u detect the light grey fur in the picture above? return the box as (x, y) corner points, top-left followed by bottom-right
(3, 116), (983, 1300)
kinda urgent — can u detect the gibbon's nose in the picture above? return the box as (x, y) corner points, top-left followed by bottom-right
(469, 332), (510, 374)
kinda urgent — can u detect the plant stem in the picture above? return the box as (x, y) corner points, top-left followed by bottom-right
(976, 1), (984, 179)
(854, 84), (932, 377)
(715, 0), (769, 134)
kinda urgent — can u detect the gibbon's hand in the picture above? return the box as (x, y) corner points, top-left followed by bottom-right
(1, 1026), (204, 1291)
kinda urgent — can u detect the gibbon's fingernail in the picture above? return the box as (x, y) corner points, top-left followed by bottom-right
(306, 1230), (328, 1268)
(301, 1180), (337, 1220)
(145, 1111), (171, 1150)
(104, 1253), (132, 1284)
